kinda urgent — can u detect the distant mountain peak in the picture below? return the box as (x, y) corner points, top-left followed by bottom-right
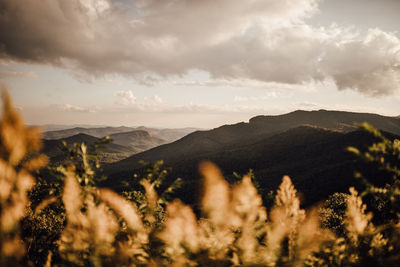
(110, 130), (151, 138)
(64, 133), (98, 142)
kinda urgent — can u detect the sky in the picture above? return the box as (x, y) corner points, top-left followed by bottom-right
(0, 0), (400, 128)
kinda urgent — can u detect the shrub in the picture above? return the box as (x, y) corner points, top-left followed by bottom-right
(0, 89), (48, 265)
(1, 89), (400, 266)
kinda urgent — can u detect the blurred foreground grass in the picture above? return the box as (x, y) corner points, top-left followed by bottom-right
(1, 87), (400, 266)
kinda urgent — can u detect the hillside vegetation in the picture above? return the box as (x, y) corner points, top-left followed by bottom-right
(43, 133), (133, 164)
(1, 91), (400, 266)
(104, 110), (400, 206)
(42, 126), (199, 163)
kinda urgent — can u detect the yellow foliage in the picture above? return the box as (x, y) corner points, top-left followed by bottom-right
(0, 87), (48, 264)
(1, 87), (399, 266)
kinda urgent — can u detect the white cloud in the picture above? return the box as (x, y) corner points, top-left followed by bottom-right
(319, 29), (400, 96)
(79, 0), (110, 20)
(296, 101), (325, 108)
(234, 92), (278, 102)
(103, 78), (124, 86)
(1, 0), (399, 96)
(0, 70), (38, 78)
(114, 90), (137, 105)
(152, 95), (163, 104)
(110, 100), (274, 115)
(60, 104), (97, 113)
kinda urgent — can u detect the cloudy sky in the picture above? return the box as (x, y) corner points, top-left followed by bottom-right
(1, 0), (400, 128)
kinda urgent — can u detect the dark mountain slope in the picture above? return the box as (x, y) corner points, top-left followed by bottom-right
(103, 126), (393, 206)
(104, 110), (400, 173)
(196, 127), (374, 204)
(103, 110), (400, 206)
(250, 110), (400, 135)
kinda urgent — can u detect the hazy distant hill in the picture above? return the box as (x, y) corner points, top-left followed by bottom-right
(43, 133), (133, 164)
(109, 130), (166, 152)
(135, 127), (202, 143)
(43, 126), (199, 143)
(43, 126), (135, 140)
(43, 127), (200, 163)
(103, 110), (400, 206)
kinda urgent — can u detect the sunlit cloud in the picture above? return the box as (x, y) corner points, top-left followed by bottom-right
(151, 95), (163, 104)
(59, 104), (98, 113)
(0, 70), (38, 79)
(234, 92), (278, 102)
(114, 90), (137, 105)
(1, 0), (399, 96)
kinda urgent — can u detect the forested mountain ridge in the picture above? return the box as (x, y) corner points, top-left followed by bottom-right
(102, 110), (400, 206)
(105, 109), (400, 172)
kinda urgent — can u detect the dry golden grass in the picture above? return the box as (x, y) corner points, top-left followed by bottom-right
(1, 87), (400, 266)
(0, 87), (47, 265)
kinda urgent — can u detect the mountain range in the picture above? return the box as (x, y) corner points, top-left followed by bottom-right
(42, 126), (200, 163)
(100, 110), (400, 206)
(42, 133), (133, 164)
(108, 130), (166, 154)
(42, 126), (199, 142)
